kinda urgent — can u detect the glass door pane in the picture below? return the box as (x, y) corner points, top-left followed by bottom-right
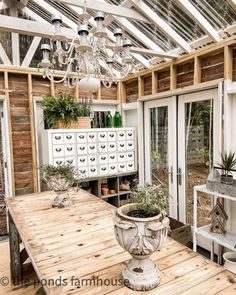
(150, 106), (169, 188)
(185, 99), (213, 226)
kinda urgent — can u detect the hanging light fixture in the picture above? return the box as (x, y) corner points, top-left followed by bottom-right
(38, 1), (134, 90)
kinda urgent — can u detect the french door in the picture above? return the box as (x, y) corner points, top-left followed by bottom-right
(144, 88), (221, 223)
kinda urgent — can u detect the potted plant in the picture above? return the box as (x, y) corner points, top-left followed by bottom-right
(42, 94), (80, 129)
(113, 184), (169, 291)
(77, 99), (91, 128)
(218, 151), (236, 184)
(41, 164), (76, 208)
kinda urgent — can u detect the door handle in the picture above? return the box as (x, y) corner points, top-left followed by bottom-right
(177, 168), (182, 185)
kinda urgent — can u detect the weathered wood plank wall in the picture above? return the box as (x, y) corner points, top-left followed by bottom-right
(0, 69), (118, 196)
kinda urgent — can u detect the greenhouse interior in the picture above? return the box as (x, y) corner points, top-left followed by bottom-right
(1, 0), (236, 294)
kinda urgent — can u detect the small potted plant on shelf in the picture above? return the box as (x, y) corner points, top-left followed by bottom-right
(218, 151), (236, 184)
(77, 99), (91, 128)
(41, 164), (76, 208)
(113, 184), (170, 291)
(42, 94), (80, 129)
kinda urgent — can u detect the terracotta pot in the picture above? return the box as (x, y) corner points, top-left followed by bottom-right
(101, 183), (109, 189)
(57, 120), (79, 129)
(78, 117), (91, 129)
(113, 203), (169, 291)
(109, 189), (116, 194)
(102, 187), (109, 196)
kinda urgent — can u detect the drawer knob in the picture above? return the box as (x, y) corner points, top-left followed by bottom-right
(120, 144), (124, 147)
(128, 164), (133, 167)
(90, 146), (95, 150)
(55, 136), (61, 140)
(66, 135), (72, 139)
(120, 155), (124, 158)
(67, 147), (73, 151)
(109, 134), (114, 137)
(80, 147), (85, 150)
(56, 161), (62, 165)
(80, 170), (86, 174)
(110, 156), (115, 159)
(128, 143), (132, 146)
(55, 148), (61, 152)
(110, 144), (115, 148)
(89, 135), (94, 138)
(80, 159), (85, 162)
(79, 135), (84, 139)
(120, 133), (124, 137)
(111, 166), (115, 170)
(128, 133), (132, 136)
(91, 168), (96, 172)
(101, 156), (106, 160)
(100, 134), (105, 138)
(128, 154), (132, 157)
(67, 160), (73, 164)
(90, 157), (95, 161)
(120, 165), (125, 168)
(101, 145), (106, 149)
(101, 167), (107, 171)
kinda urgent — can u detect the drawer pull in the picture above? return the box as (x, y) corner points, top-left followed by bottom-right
(110, 144), (115, 148)
(90, 157), (95, 161)
(89, 135), (94, 138)
(91, 168), (96, 172)
(120, 144), (125, 147)
(120, 165), (125, 168)
(128, 164), (133, 167)
(79, 135), (84, 139)
(101, 167), (107, 171)
(101, 145), (106, 149)
(120, 133), (124, 137)
(100, 134), (105, 138)
(128, 143), (133, 146)
(55, 148), (62, 152)
(56, 161), (62, 165)
(67, 147), (73, 151)
(120, 155), (124, 158)
(90, 146), (95, 150)
(101, 156), (106, 160)
(128, 154), (132, 157)
(67, 160), (73, 164)
(109, 134), (114, 137)
(79, 147), (85, 150)
(80, 170), (86, 174)
(128, 133), (132, 136)
(55, 136), (61, 140)
(111, 166), (115, 170)
(66, 135), (72, 139)
(110, 155), (115, 159)
(80, 159), (85, 162)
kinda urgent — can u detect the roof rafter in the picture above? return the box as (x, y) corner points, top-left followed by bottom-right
(176, 0), (221, 42)
(0, 43), (12, 65)
(54, 0), (149, 23)
(21, 36), (42, 67)
(130, 0), (191, 52)
(226, 0), (236, 11)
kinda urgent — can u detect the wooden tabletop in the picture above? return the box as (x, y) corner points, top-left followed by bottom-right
(6, 189), (236, 295)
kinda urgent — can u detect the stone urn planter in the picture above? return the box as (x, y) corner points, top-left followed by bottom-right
(47, 176), (72, 208)
(113, 203), (169, 291)
(223, 252), (236, 274)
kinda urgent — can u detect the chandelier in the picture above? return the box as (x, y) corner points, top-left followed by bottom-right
(38, 2), (135, 91)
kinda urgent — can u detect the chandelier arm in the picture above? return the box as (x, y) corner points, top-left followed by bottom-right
(45, 60), (75, 84)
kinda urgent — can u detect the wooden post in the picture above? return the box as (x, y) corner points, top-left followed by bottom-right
(224, 45), (233, 81)
(170, 65), (177, 90)
(119, 81), (126, 103)
(138, 76), (144, 98)
(28, 74), (38, 193)
(194, 56), (201, 84)
(50, 79), (55, 96)
(8, 213), (22, 285)
(151, 71), (158, 94)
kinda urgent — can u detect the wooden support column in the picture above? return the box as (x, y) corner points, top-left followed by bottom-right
(10, 7), (20, 66)
(119, 81), (127, 103)
(170, 65), (177, 90)
(194, 56), (201, 84)
(138, 76), (144, 98)
(4, 71), (15, 196)
(8, 213), (22, 285)
(152, 71), (158, 94)
(50, 80), (55, 96)
(224, 45), (233, 81)
(28, 74), (38, 192)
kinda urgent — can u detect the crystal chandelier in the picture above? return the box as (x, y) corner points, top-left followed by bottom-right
(38, 1), (134, 91)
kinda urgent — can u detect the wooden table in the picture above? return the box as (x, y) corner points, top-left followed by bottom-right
(6, 189), (236, 295)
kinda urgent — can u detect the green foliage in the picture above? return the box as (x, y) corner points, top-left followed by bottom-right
(42, 94), (79, 128)
(218, 151), (236, 176)
(131, 184), (169, 219)
(41, 164), (76, 184)
(78, 100), (91, 117)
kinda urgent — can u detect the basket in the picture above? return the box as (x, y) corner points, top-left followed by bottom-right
(78, 117), (91, 129)
(168, 217), (191, 246)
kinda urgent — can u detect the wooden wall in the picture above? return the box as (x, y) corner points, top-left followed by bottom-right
(0, 68), (118, 196)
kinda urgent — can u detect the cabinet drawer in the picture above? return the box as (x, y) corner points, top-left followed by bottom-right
(64, 157), (76, 166)
(118, 163), (126, 173)
(78, 168), (88, 178)
(118, 153), (126, 162)
(64, 144), (76, 156)
(100, 165), (108, 175)
(99, 143), (108, 153)
(77, 144), (87, 155)
(53, 145), (64, 157)
(109, 164), (117, 174)
(52, 133), (64, 145)
(118, 131), (126, 141)
(108, 131), (116, 141)
(126, 130), (134, 140)
(126, 151), (134, 161)
(108, 153), (117, 163)
(87, 132), (97, 143)
(77, 132), (87, 143)
(127, 141), (134, 150)
(53, 158), (64, 166)
(99, 154), (108, 164)
(108, 142), (117, 152)
(64, 133), (75, 144)
(127, 161), (135, 171)
(88, 143), (97, 154)
(98, 131), (107, 142)
(88, 155), (97, 166)
(118, 142), (126, 151)
(89, 166), (98, 177)
(78, 156), (88, 167)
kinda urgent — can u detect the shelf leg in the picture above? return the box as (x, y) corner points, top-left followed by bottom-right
(193, 188), (198, 252)
(210, 241), (214, 261)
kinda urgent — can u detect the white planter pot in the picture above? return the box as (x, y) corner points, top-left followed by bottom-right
(113, 203), (169, 291)
(223, 252), (236, 274)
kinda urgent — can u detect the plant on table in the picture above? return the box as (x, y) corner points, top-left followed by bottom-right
(42, 94), (79, 128)
(41, 164), (77, 208)
(218, 151), (236, 183)
(113, 183), (170, 291)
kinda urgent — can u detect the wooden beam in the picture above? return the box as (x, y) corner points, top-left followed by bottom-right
(226, 0), (236, 11)
(170, 65), (177, 90)
(130, 0), (191, 52)
(177, 0), (221, 42)
(130, 47), (178, 59)
(21, 37), (41, 68)
(224, 45), (233, 80)
(152, 71), (158, 94)
(138, 76), (144, 98)
(55, 0), (149, 23)
(10, 7), (20, 66)
(0, 43), (12, 65)
(194, 56), (201, 84)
